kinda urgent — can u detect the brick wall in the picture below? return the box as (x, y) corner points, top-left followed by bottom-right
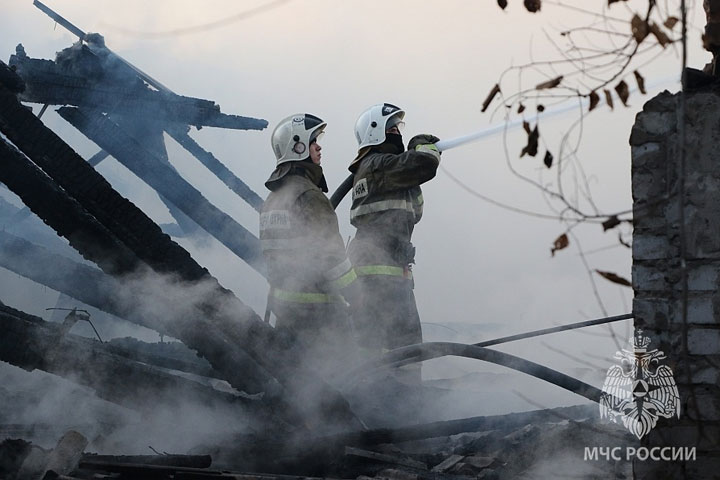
(631, 89), (720, 478)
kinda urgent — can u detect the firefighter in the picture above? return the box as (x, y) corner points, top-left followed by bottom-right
(261, 113), (357, 376)
(347, 103), (440, 383)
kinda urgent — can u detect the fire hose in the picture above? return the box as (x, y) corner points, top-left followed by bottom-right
(337, 313), (633, 405)
(329, 107), (576, 209)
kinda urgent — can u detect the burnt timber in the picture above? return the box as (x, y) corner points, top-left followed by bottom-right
(10, 43), (266, 273)
(56, 106), (265, 273)
(0, 54), (359, 428)
(10, 36), (265, 212)
(0, 302), (270, 419)
(0, 94), (275, 395)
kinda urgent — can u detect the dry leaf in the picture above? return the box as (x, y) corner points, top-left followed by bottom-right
(543, 150), (553, 168)
(649, 22), (671, 47)
(524, 0), (541, 12)
(536, 76), (563, 90)
(602, 215), (621, 231)
(589, 91), (600, 111)
(517, 103), (526, 113)
(520, 124), (539, 157)
(595, 270), (632, 287)
(631, 14), (649, 43)
(481, 83), (501, 113)
(604, 89), (614, 110)
(615, 80), (630, 106)
(633, 70), (647, 94)
(537, 104), (545, 112)
(664, 16), (679, 29)
(551, 233), (569, 257)
(497, 0), (508, 9)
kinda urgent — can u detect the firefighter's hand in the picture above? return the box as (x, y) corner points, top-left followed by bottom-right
(408, 134), (441, 152)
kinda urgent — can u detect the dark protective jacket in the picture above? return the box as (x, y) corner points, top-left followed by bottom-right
(260, 162), (356, 372)
(347, 145), (440, 357)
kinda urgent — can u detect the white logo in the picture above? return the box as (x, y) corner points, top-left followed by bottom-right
(259, 210), (290, 230)
(382, 105), (395, 115)
(352, 178), (368, 200)
(599, 330), (680, 439)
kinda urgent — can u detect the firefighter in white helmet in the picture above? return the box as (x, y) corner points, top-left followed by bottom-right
(347, 103), (440, 383)
(261, 113), (358, 375)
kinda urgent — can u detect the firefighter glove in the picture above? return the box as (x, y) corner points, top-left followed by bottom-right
(408, 134), (441, 152)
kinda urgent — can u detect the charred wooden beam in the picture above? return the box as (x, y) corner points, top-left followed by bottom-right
(0, 163), (224, 380)
(104, 338), (215, 379)
(0, 61), (24, 93)
(0, 230), (147, 328)
(0, 80), (208, 282)
(0, 303), (262, 414)
(57, 106), (265, 275)
(0, 138), (140, 276)
(78, 461), (220, 478)
(80, 454), (212, 469)
(0, 231), (221, 379)
(0, 84), (274, 394)
(344, 446), (427, 470)
(9, 44), (267, 131)
(10, 40), (264, 212)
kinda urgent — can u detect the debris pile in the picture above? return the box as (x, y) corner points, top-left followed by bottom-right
(0, 405), (630, 479)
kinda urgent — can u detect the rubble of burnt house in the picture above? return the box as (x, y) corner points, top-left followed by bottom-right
(3, 2), (720, 479)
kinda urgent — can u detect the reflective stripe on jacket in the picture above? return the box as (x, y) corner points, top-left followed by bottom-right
(355, 264), (413, 280)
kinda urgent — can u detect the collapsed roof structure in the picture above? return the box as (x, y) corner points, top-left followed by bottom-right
(0, 2), (636, 479)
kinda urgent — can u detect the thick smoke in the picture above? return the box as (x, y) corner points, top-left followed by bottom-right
(0, 3), (643, 468)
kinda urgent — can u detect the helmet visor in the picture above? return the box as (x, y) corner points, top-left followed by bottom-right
(385, 116), (405, 134)
(310, 129), (325, 144)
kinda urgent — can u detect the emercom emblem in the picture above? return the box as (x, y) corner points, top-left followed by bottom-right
(599, 329), (680, 439)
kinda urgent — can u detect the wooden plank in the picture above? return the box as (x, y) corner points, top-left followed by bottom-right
(344, 446), (427, 471)
(431, 455), (464, 473)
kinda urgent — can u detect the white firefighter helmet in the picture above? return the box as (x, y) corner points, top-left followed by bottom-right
(351, 103), (405, 168)
(271, 113), (326, 166)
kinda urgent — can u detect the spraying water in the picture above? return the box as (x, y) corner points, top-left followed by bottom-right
(331, 76), (677, 208)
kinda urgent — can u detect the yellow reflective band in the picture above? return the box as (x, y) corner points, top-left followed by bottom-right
(350, 199), (415, 220)
(415, 143), (441, 160)
(416, 194), (424, 205)
(355, 265), (411, 279)
(272, 289), (343, 304)
(416, 143), (439, 152)
(330, 268), (357, 289)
